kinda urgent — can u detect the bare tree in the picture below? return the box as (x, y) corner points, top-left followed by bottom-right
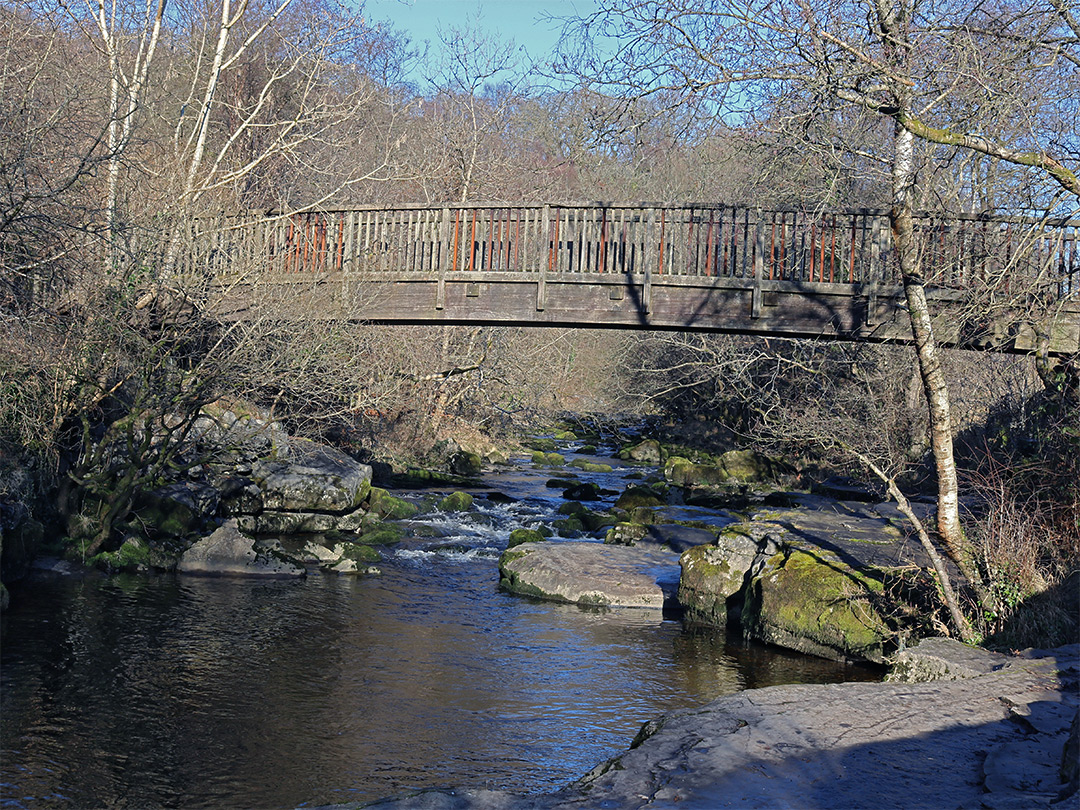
(560, 0), (1080, 638)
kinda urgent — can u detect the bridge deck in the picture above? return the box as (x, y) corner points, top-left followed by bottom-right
(188, 203), (1080, 353)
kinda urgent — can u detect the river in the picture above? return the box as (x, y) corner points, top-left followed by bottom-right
(1, 442), (880, 808)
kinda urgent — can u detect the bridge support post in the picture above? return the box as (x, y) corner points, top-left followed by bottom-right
(752, 213), (764, 319)
(643, 209), (655, 314)
(537, 204), (550, 311)
(437, 206), (450, 310)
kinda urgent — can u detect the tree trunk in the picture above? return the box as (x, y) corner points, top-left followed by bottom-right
(892, 123), (983, 603)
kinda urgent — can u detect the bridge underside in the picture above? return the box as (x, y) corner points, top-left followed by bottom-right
(211, 271), (1080, 355)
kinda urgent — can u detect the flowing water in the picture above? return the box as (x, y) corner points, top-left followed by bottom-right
(1, 444), (881, 809)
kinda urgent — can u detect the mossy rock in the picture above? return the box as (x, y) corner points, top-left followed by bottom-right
(581, 511), (618, 533)
(335, 542), (382, 563)
(449, 451), (483, 477)
(562, 481), (602, 501)
(577, 444), (598, 455)
(367, 487), (420, 519)
(742, 547), (890, 663)
(569, 459), (613, 473)
(558, 501), (590, 517)
(357, 523), (405, 545)
(507, 527), (547, 549)
(677, 543), (754, 626)
(618, 439), (662, 464)
(437, 491), (474, 512)
(605, 522), (649, 546)
(531, 451), (565, 467)
(614, 486), (666, 510)
(525, 438), (558, 452)
(546, 476), (579, 489)
(553, 429), (578, 441)
(552, 517), (584, 536)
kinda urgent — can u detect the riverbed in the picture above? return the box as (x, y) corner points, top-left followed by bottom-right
(1, 446), (880, 808)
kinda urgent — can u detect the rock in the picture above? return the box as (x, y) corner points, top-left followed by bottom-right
(217, 477), (263, 516)
(368, 487), (420, 519)
(498, 541), (679, 609)
(569, 459), (613, 473)
(507, 527), (547, 548)
(333, 542), (382, 563)
(678, 530), (761, 626)
(618, 438), (662, 464)
(531, 451), (564, 467)
(252, 439), (371, 513)
(742, 546), (890, 663)
(363, 645), (1079, 810)
(812, 475), (883, 502)
(664, 457), (728, 487)
(178, 519), (304, 577)
(886, 637), (1011, 682)
(357, 523), (405, 545)
(604, 522), (649, 546)
(562, 482), (602, 501)
(448, 451), (483, 477)
(437, 491), (473, 512)
(665, 449), (783, 488)
(134, 481), (220, 538)
(254, 507), (367, 535)
(614, 486), (666, 510)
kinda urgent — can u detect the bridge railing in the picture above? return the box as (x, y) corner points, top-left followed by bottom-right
(185, 204), (1079, 297)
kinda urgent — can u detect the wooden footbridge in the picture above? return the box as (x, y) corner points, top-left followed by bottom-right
(190, 203), (1080, 354)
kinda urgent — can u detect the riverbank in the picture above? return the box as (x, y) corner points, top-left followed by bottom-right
(354, 639), (1080, 810)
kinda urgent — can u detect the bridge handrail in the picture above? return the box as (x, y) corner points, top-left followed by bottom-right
(179, 202), (1078, 299)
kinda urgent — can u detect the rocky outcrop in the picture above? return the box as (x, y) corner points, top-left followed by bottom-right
(676, 496), (936, 663)
(178, 519), (305, 577)
(498, 541), (679, 609)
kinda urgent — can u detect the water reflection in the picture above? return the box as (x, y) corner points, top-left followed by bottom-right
(2, 563), (877, 809)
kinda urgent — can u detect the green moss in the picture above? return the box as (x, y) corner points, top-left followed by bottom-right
(525, 438), (557, 452)
(358, 523), (405, 545)
(569, 459), (613, 473)
(744, 548), (889, 661)
(614, 486), (666, 510)
(368, 487), (420, 519)
(531, 451), (565, 467)
(507, 528), (547, 548)
(558, 501), (589, 516)
(339, 542), (382, 563)
(437, 491), (474, 512)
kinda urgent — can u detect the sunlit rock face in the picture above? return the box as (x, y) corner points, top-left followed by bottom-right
(178, 518), (305, 577)
(252, 438), (372, 514)
(498, 541), (679, 609)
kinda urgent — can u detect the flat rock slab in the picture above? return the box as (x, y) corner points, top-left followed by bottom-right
(499, 541), (680, 609)
(359, 645), (1079, 810)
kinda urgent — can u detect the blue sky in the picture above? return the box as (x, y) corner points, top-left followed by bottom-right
(366, 0), (595, 67)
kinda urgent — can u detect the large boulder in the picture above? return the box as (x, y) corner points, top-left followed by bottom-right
(178, 519), (304, 577)
(675, 498), (932, 663)
(678, 529), (769, 626)
(252, 439), (371, 513)
(665, 449), (783, 487)
(742, 546), (890, 663)
(498, 541), (679, 609)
